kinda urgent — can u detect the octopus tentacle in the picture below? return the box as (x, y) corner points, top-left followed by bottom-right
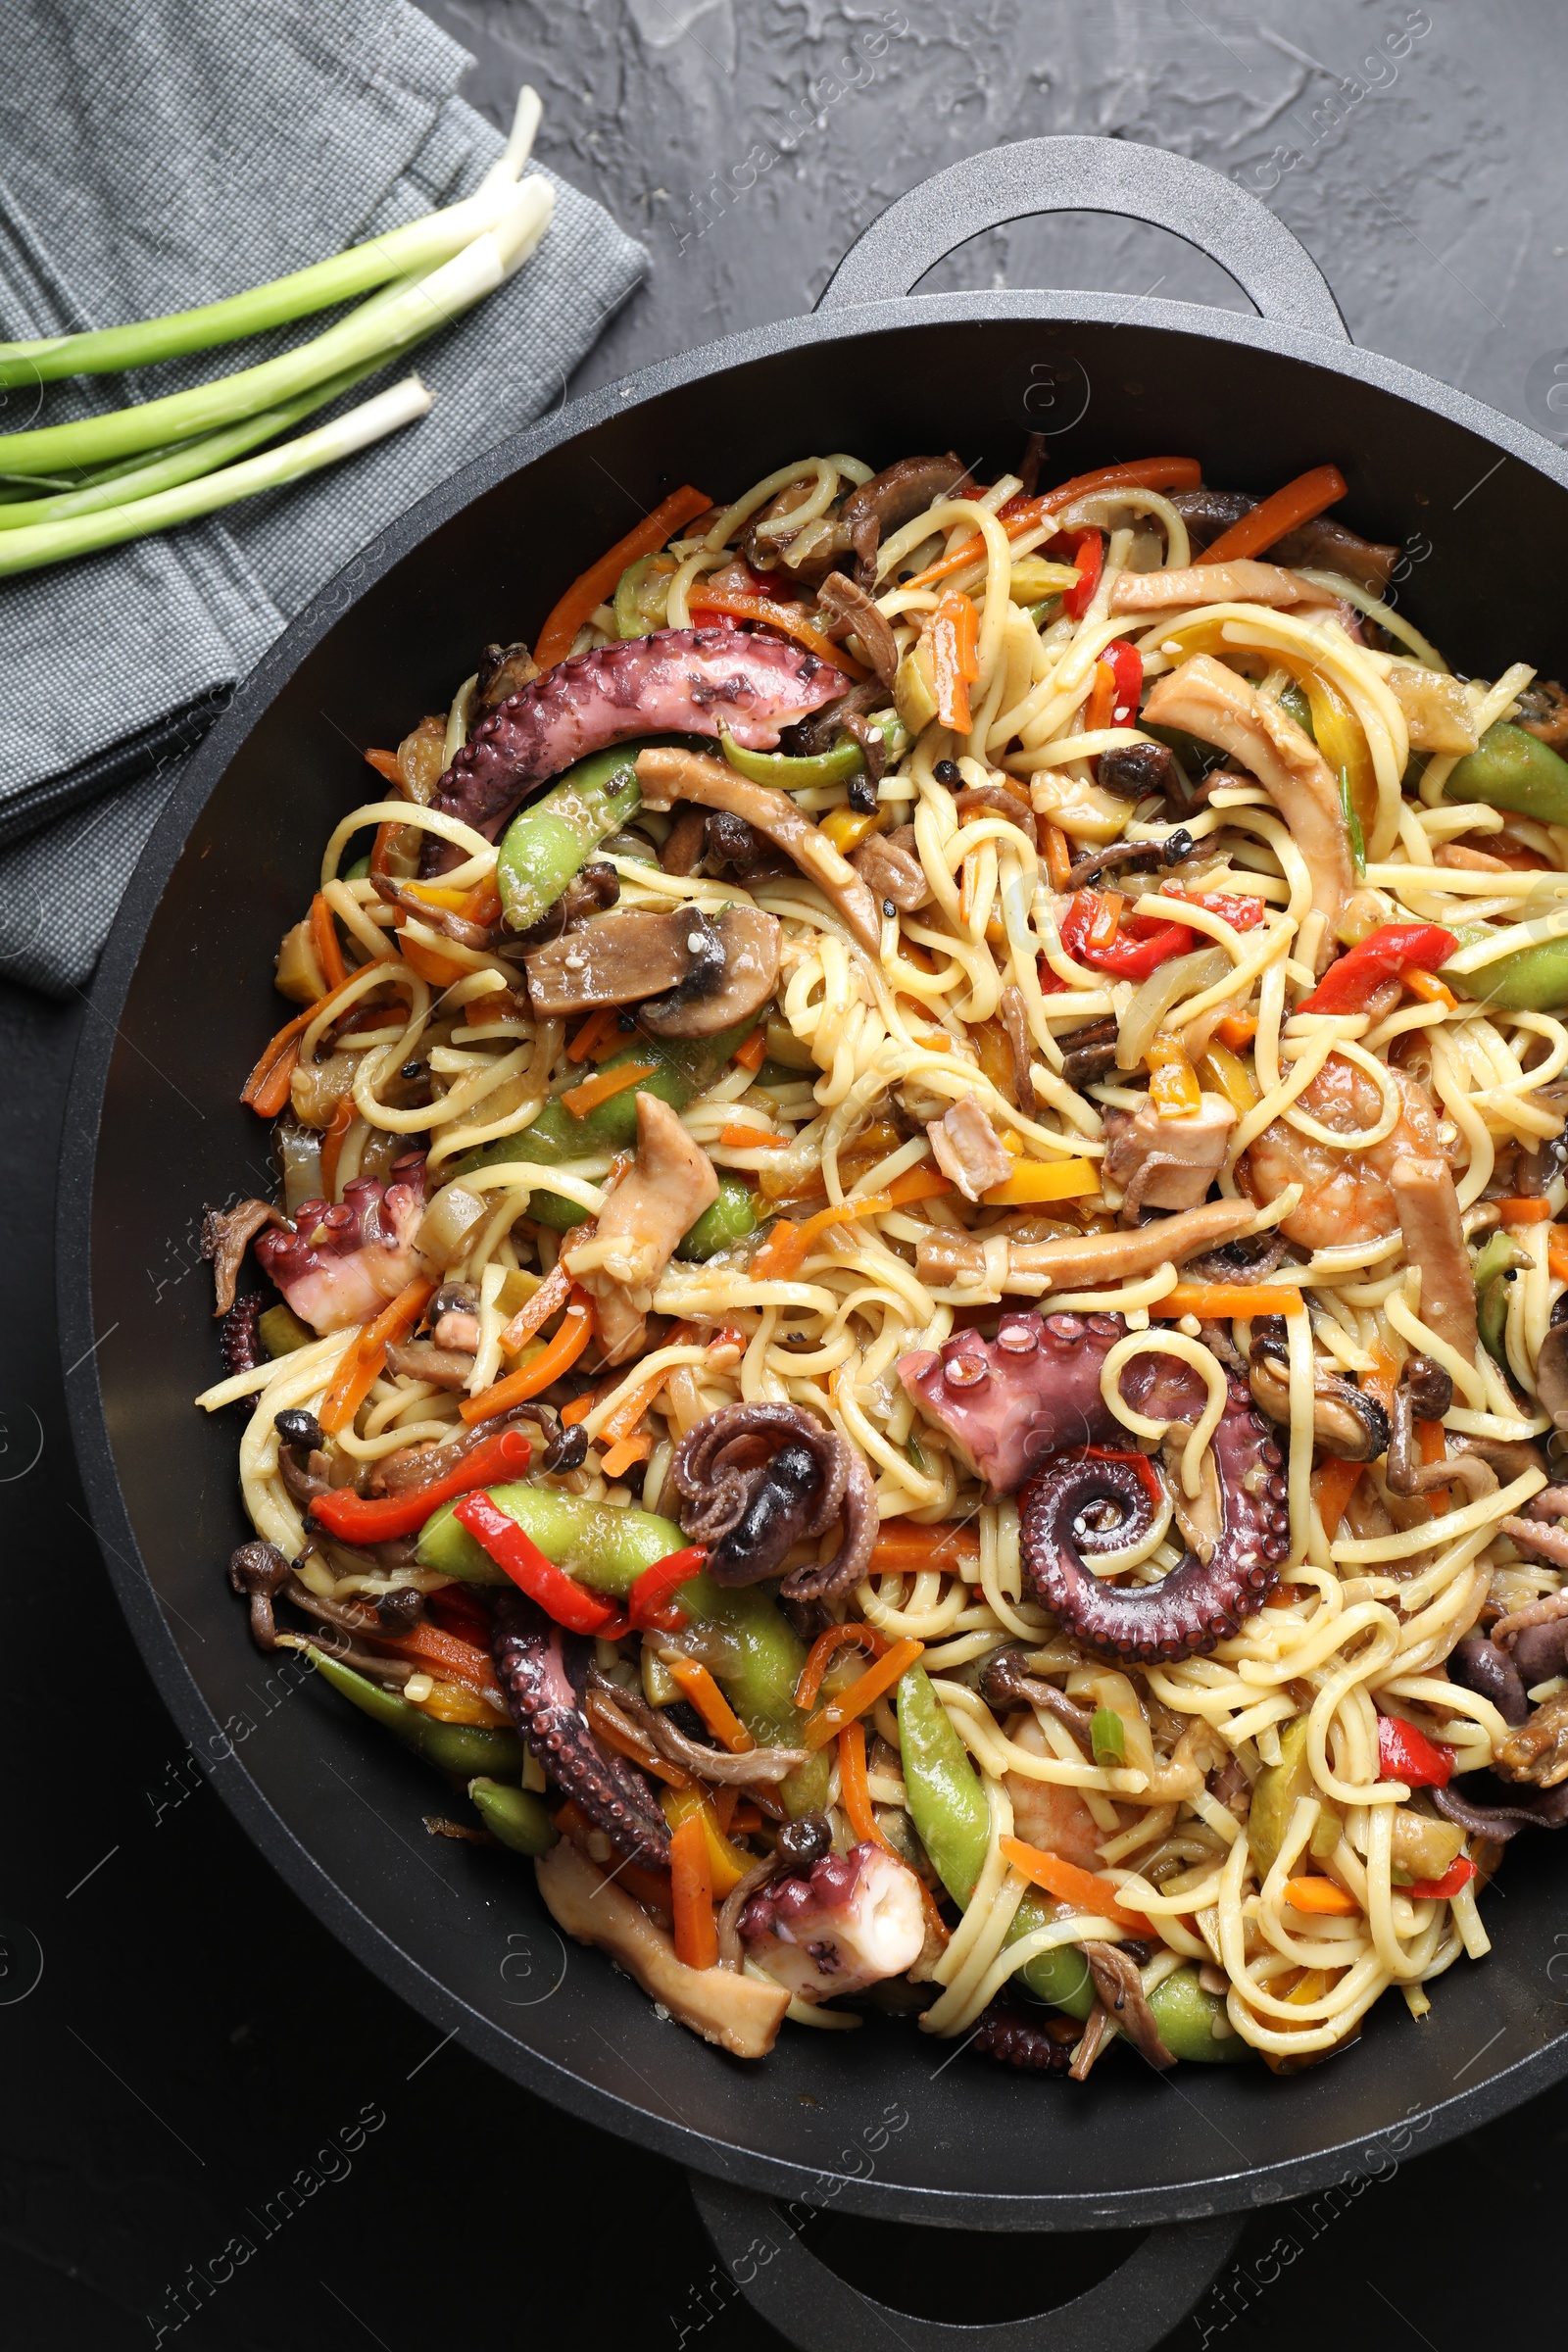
(429, 623), (847, 854)
(970, 1989), (1074, 2074)
(490, 1589), (669, 1869)
(1019, 1377), (1289, 1664)
(669, 1402), (876, 1601)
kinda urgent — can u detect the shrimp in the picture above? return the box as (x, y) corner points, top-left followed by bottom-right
(1004, 1713), (1119, 1866)
(1246, 1056), (1444, 1250)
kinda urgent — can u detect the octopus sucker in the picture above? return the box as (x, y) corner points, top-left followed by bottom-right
(490, 1590), (670, 1871)
(902, 1312), (1290, 1664)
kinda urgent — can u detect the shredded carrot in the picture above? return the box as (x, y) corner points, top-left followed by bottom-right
(560, 1060), (657, 1118)
(1360, 1338), (1400, 1414)
(598, 1365), (668, 1449)
(396, 929), (467, 988)
(460, 1290), (594, 1424)
(595, 1705), (691, 1788)
(998, 1837), (1152, 1934)
(794, 1623), (890, 1710)
(498, 1261), (573, 1353)
(601, 1433), (653, 1478)
(928, 589), (980, 732)
(838, 1721), (898, 1857)
(671, 1808), (719, 1966)
(662, 1787), (754, 1896)
(318, 1276), (437, 1435)
(718, 1124), (787, 1150)
(363, 748), (402, 783)
(1155, 1283), (1306, 1320)
(1042, 821), (1073, 892)
(866, 1522), (980, 1574)
(1213, 1011), (1258, 1051)
(309, 892), (347, 991)
(1083, 660), (1117, 735)
(750, 1170), (949, 1280)
(1283, 1876), (1361, 1916)
(732, 1026), (768, 1072)
(664, 1656), (755, 1754)
(318, 1097), (355, 1202)
(901, 458), (1201, 593)
(1197, 464), (1348, 566)
(560, 1379), (612, 1429)
(566, 1005), (621, 1063)
(1402, 967), (1456, 1010)
(801, 1638), (922, 1751)
(1417, 1415), (1449, 1515)
(686, 585), (869, 678)
(240, 956), (402, 1114)
(1312, 1457), (1363, 1542)
(534, 483), (712, 669)
(1495, 1196), (1553, 1223)
(376, 1620), (496, 1698)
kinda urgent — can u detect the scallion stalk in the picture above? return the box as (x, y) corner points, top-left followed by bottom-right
(0, 178), (552, 478)
(0, 374), (432, 576)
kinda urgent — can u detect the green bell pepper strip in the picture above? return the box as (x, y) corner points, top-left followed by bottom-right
(1442, 920), (1568, 1014)
(896, 1664), (1093, 2019)
(717, 712), (907, 793)
(676, 1175), (758, 1261)
(457, 1015), (762, 1229)
(497, 747), (644, 933)
(416, 1486), (828, 1814)
(1090, 1707), (1126, 1767)
(1146, 1965), (1252, 2063)
(310, 1650), (526, 1777)
(1445, 720), (1568, 828)
(467, 1777), (558, 1854)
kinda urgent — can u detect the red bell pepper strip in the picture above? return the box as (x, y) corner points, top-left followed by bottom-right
(1404, 1856), (1477, 1900)
(1103, 638), (1142, 725)
(1060, 890), (1195, 980)
(453, 1491), (620, 1636)
(1178, 889), (1266, 933)
(1074, 1445), (1163, 1507)
(1297, 923), (1458, 1016)
(1061, 528), (1102, 619)
(1377, 1712), (1453, 1788)
(309, 1426), (534, 1544)
(625, 1544), (710, 1634)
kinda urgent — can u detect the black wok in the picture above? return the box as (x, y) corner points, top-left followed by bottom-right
(61, 137), (1568, 2350)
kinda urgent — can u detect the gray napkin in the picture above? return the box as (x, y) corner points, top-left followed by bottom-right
(0, 0), (647, 996)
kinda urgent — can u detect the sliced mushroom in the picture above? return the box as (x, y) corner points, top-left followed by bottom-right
(1058, 1015), (1119, 1089)
(1388, 1157), (1476, 1362)
(641, 906), (783, 1039)
(1097, 740), (1180, 801)
(373, 873), (495, 950)
(955, 781), (1038, 846)
(928, 1099), (1012, 1203)
(980, 1648), (1094, 1742)
(1110, 562), (1337, 613)
(1063, 828), (1194, 891)
(1143, 656), (1352, 968)
(998, 985), (1037, 1119)
(634, 746), (881, 952)
(659, 806), (708, 877)
(520, 906), (707, 1016)
(1102, 1095), (1236, 1221)
(840, 452), (968, 588)
(564, 1093), (719, 1364)
(1384, 1361), (1497, 1500)
(505, 860), (620, 950)
(535, 1835), (790, 2057)
(916, 1197), (1256, 1295)
(1167, 490), (1398, 593)
(780, 675), (888, 757)
(1535, 1323), (1568, 1433)
(1247, 1333), (1390, 1462)
(850, 825), (930, 912)
(473, 639), (539, 717)
(202, 1199), (287, 1316)
(816, 570), (899, 686)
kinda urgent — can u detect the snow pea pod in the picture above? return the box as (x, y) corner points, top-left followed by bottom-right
(310, 1650), (526, 1777)
(1444, 920), (1568, 1013)
(496, 746), (643, 932)
(1445, 720), (1568, 827)
(718, 711), (906, 794)
(468, 1777), (558, 1854)
(1473, 1229), (1527, 1369)
(676, 1175), (757, 1260)
(1147, 1965), (1251, 2063)
(897, 1663), (1094, 2019)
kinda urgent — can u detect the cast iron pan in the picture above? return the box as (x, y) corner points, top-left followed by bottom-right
(60, 137), (1568, 2350)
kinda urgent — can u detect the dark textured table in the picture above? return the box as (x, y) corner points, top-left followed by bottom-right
(9, 3), (1568, 2343)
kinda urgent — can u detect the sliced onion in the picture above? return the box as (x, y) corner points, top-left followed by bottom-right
(1115, 946), (1230, 1072)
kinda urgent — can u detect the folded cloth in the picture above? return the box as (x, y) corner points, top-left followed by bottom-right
(0, 0), (647, 996)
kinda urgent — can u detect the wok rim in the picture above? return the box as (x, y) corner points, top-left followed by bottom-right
(60, 280), (1568, 2229)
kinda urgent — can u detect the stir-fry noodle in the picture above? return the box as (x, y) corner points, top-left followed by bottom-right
(199, 444), (1568, 2078)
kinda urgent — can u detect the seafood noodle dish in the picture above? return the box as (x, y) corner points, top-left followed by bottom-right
(199, 443), (1568, 2078)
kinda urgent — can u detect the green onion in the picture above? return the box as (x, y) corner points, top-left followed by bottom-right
(0, 178), (552, 478)
(1338, 766), (1366, 878)
(1090, 1706), (1127, 1766)
(0, 85), (544, 390)
(0, 375), (431, 577)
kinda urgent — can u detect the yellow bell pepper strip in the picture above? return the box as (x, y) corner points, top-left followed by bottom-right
(902, 457), (1202, 594)
(998, 1837), (1152, 1935)
(686, 584), (868, 678)
(309, 1424), (533, 1544)
(662, 1786), (756, 1895)
(928, 589), (980, 730)
(794, 1622), (890, 1710)
(560, 1059), (658, 1118)
(318, 1275), (437, 1434)
(533, 483), (712, 669)
(800, 1637), (923, 1750)
(1282, 1877), (1360, 1916)
(460, 1288), (594, 1424)
(821, 805), (884, 856)
(664, 1655), (756, 1754)
(981, 1156), (1100, 1207)
(669, 1808), (719, 1966)
(1197, 1043), (1259, 1117)
(1146, 1032), (1202, 1118)
(1197, 464), (1348, 564)
(452, 1490), (625, 1637)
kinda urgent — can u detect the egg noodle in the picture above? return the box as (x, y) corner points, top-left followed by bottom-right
(198, 446), (1568, 2079)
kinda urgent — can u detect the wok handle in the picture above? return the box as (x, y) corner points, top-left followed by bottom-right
(816, 136), (1348, 341)
(686, 2169), (1247, 2352)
